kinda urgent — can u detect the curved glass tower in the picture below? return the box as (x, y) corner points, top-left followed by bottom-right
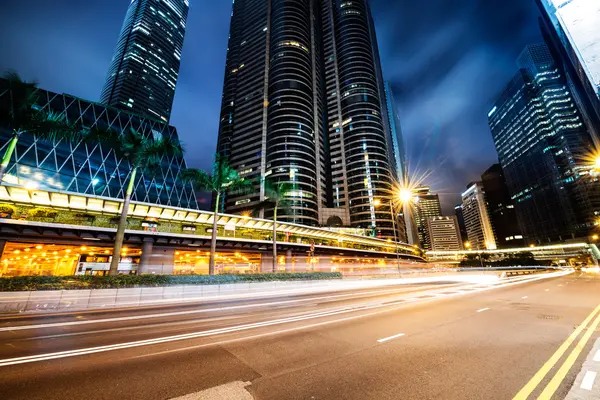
(217, 0), (396, 237)
(100, 0), (189, 123)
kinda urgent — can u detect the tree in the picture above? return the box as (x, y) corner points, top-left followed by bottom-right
(255, 179), (295, 272)
(85, 126), (183, 275)
(181, 155), (251, 275)
(0, 71), (81, 183)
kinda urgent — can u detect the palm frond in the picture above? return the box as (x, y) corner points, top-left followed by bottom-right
(1, 70), (40, 129)
(84, 126), (127, 159)
(30, 111), (82, 143)
(180, 168), (214, 191)
(138, 135), (183, 168)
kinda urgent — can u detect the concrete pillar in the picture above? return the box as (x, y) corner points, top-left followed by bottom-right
(0, 239), (6, 276)
(138, 239), (153, 275)
(286, 249), (292, 272)
(260, 254), (273, 273)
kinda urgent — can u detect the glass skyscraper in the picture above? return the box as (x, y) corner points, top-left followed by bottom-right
(0, 78), (198, 209)
(100, 0), (189, 123)
(488, 43), (600, 244)
(537, 0), (600, 140)
(216, 0), (398, 238)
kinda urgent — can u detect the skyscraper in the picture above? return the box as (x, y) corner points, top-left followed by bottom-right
(216, 0), (397, 238)
(100, 0), (189, 123)
(488, 43), (600, 244)
(537, 0), (600, 132)
(480, 164), (524, 248)
(461, 182), (496, 250)
(413, 186), (442, 249)
(384, 82), (407, 183)
(454, 204), (468, 244)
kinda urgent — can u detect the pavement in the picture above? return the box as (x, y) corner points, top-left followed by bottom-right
(0, 270), (598, 399)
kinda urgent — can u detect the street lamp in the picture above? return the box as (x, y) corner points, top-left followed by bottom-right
(592, 234), (599, 241)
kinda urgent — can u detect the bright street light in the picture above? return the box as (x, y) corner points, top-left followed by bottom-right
(399, 188), (413, 203)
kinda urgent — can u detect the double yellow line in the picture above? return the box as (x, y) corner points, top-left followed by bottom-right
(513, 303), (600, 400)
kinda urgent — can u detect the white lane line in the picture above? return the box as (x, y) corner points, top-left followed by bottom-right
(545, 289), (550, 291)
(476, 308), (490, 313)
(0, 270), (572, 367)
(594, 349), (600, 362)
(377, 333), (405, 343)
(522, 296), (528, 299)
(580, 370), (597, 390)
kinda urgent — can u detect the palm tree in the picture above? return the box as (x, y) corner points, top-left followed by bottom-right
(181, 155), (251, 275)
(256, 179), (295, 272)
(0, 71), (81, 183)
(85, 126), (183, 275)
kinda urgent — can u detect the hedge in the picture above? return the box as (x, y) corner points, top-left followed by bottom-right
(0, 272), (343, 291)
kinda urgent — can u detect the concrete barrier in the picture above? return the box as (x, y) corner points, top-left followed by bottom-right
(0, 267), (556, 314)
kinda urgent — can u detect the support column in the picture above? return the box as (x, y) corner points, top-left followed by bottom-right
(0, 239), (6, 276)
(138, 239), (153, 275)
(286, 249), (292, 272)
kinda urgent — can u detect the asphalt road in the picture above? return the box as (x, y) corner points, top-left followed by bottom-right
(0, 270), (599, 400)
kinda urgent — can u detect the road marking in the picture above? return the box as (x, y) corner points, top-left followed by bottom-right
(522, 296), (528, 299)
(537, 309), (600, 399)
(545, 289), (550, 292)
(377, 333), (405, 343)
(580, 371), (597, 391)
(512, 303), (600, 400)
(594, 349), (600, 362)
(0, 271), (572, 367)
(477, 308), (490, 313)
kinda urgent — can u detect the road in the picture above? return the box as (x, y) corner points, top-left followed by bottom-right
(0, 270), (599, 399)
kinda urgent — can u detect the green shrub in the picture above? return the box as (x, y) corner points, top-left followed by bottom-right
(0, 272), (343, 291)
(28, 207), (59, 218)
(0, 204), (16, 215)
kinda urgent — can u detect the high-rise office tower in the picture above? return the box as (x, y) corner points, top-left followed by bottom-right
(413, 186), (442, 249)
(537, 0), (600, 136)
(488, 43), (600, 244)
(454, 204), (468, 244)
(425, 216), (463, 252)
(480, 164), (524, 248)
(384, 82), (407, 184)
(100, 0), (189, 123)
(461, 182), (496, 250)
(216, 0), (397, 238)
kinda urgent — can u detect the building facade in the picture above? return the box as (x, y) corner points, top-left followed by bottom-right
(0, 79), (197, 209)
(454, 204), (468, 245)
(425, 216), (463, 252)
(461, 182), (496, 250)
(384, 81), (407, 183)
(215, 0), (398, 238)
(480, 164), (524, 248)
(100, 0), (189, 123)
(413, 186), (442, 250)
(537, 0), (600, 134)
(488, 43), (600, 244)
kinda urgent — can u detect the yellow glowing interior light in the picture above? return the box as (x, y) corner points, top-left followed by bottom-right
(35, 245), (43, 249)
(65, 249), (71, 253)
(24, 248), (30, 252)
(373, 199), (381, 206)
(80, 246), (87, 251)
(13, 250), (20, 254)
(104, 250), (110, 254)
(175, 251), (180, 255)
(53, 251), (58, 255)
(593, 234), (599, 240)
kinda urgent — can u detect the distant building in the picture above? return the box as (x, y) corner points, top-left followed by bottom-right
(413, 186), (442, 250)
(480, 164), (525, 248)
(461, 182), (496, 250)
(383, 82), (408, 184)
(488, 43), (600, 244)
(454, 204), (468, 245)
(100, 0), (189, 123)
(425, 216), (463, 252)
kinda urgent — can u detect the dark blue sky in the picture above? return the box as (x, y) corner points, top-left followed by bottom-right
(0, 0), (542, 212)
